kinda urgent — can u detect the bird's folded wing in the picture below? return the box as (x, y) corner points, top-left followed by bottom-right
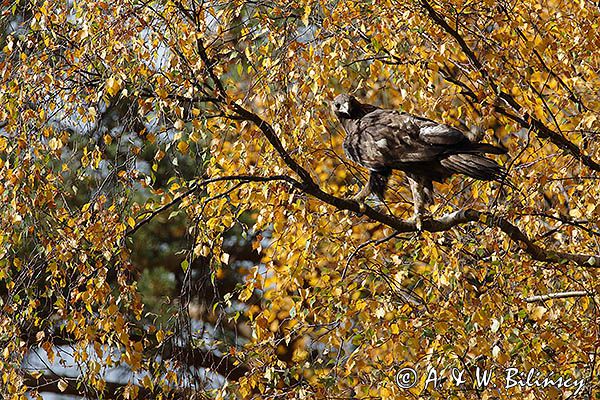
(353, 110), (481, 166)
(416, 121), (468, 145)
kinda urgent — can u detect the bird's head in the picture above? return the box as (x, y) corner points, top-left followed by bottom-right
(331, 94), (360, 120)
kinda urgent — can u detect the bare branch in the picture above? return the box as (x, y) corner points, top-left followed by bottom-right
(523, 291), (592, 303)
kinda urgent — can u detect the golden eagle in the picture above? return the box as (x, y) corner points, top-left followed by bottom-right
(331, 94), (507, 228)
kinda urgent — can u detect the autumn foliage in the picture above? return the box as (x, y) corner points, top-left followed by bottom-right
(1, 0), (600, 398)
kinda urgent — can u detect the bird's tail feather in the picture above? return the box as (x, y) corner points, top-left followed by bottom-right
(440, 154), (506, 181)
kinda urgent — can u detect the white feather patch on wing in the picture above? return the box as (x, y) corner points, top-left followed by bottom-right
(375, 138), (388, 148)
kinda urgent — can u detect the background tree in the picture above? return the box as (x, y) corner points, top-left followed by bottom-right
(1, 0), (599, 399)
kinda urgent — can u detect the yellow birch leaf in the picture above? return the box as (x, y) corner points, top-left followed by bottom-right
(221, 252), (230, 264)
(177, 141), (189, 154)
(48, 138), (61, 151)
(58, 379), (68, 392)
(531, 306), (547, 321)
(301, 5), (311, 26)
(105, 76), (121, 96)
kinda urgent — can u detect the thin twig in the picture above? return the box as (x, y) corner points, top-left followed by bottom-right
(125, 175), (296, 237)
(342, 230), (401, 279)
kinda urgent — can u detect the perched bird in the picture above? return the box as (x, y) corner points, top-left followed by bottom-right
(331, 94), (507, 228)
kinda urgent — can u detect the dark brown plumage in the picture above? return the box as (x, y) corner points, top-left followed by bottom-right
(331, 94), (508, 228)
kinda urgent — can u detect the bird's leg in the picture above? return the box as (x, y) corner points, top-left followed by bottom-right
(422, 179), (434, 209)
(352, 171), (390, 202)
(408, 178), (424, 231)
(352, 181), (371, 202)
(407, 176), (433, 231)
(369, 170), (391, 201)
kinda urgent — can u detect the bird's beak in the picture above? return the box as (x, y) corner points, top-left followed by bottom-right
(338, 102), (350, 117)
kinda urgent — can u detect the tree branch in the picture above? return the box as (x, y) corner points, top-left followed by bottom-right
(231, 104), (316, 184)
(523, 291), (592, 303)
(23, 332), (251, 393)
(128, 150), (600, 268)
(498, 4), (590, 113)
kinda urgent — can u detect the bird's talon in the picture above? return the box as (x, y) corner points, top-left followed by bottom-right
(358, 202), (366, 213)
(351, 189), (370, 202)
(350, 196), (366, 213)
(408, 215), (427, 232)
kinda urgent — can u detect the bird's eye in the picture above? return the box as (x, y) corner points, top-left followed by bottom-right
(334, 102), (340, 108)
